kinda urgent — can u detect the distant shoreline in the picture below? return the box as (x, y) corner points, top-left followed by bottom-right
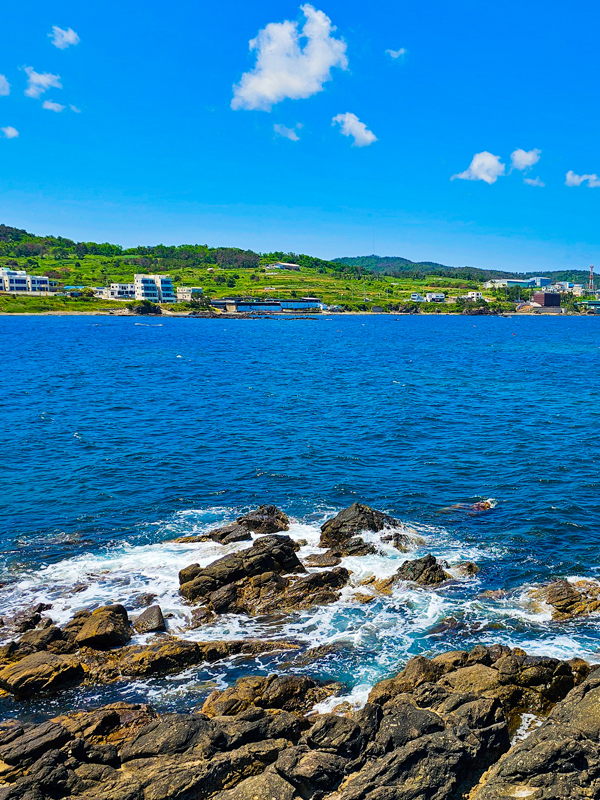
(0, 310), (588, 318)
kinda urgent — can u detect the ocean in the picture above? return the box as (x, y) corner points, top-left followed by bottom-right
(2, 313), (600, 721)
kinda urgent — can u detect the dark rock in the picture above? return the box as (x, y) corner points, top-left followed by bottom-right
(6, 603), (52, 633)
(130, 593), (157, 609)
(305, 713), (365, 757)
(303, 550), (342, 567)
(179, 535), (305, 602)
(202, 674), (341, 717)
(394, 553), (452, 586)
(75, 604), (132, 650)
(343, 536), (379, 556)
(319, 502), (404, 552)
(188, 607), (216, 628)
(0, 651), (83, 696)
(207, 567), (350, 616)
(236, 505), (289, 534)
(470, 669), (600, 798)
(0, 721), (71, 767)
(207, 523), (252, 544)
(0, 644), (593, 800)
(132, 605), (167, 634)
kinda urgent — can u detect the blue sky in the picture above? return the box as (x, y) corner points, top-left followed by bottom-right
(2, 0), (600, 271)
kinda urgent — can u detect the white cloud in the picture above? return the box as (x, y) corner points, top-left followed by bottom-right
(274, 123), (301, 141)
(385, 48), (406, 59)
(232, 4), (348, 111)
(452, 151), (505, 184)
(523, 176), (545, 187)
(0, 75), (10, 96)
(565, 170), (600, 188)
(70, 104), (81, 113)
(49, 26), (80, 49)
(1, 126), (18, 139)
(42, 100), (65, 112)
(332, 112), (377, 147)
(24, 67), (62, 99)
(511, 148), (541, 171)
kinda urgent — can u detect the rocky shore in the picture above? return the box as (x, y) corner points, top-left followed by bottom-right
(0, 503), (598, 798)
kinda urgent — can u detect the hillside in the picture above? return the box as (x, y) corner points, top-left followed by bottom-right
(0, 224), (493, 313)
(333, 254), (591, 284)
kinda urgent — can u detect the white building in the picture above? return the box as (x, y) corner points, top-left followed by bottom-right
(410, 293), (424, 302)
(268, 262), (301, 271)
(465, 291), (483, 301)
(176, 286), (204, 301)
(0, 268), (51, 294)
(96, 283), (135, 300)
(425, 292), (445, 302)
(134, 274), (176, 303)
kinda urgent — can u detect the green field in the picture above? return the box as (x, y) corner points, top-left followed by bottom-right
(0, 223), (531, 314)
(0, 253), (507, 314)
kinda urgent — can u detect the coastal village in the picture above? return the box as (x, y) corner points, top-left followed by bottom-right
(1, 224), (599, 315)
(2, 260), (600, 315)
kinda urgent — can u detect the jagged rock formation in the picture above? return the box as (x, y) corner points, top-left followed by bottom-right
(179, 535), (304, 602)
(532, 579), (600, 619)
(0, 645), (592, 799)
(174, 505), (289, 545)
(319, 503), (410, 554)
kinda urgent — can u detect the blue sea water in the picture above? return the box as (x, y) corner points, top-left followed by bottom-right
(2, 313), (600, 720)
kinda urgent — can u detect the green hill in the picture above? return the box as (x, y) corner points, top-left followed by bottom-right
(332, 254), (591, 284)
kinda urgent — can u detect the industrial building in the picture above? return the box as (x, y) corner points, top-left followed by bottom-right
(533, 292), (561, 307)
(210, 296), (326, 313)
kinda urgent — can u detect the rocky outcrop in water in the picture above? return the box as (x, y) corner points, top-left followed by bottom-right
(179, 535), (304, 602)
(207, 567), (350, 616)
(0, 645), (592, 800)
(132, 606), (166, 634)
(236, 505), (290, 534)
(532, 579), (600, 619)
(319, 503), (410, 555)
(393, 553), (452, 586)
(0, 635), (299, 698)
(173, 505), (289, 545)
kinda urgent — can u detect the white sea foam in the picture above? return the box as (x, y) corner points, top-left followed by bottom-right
(2, 507), (597, 709)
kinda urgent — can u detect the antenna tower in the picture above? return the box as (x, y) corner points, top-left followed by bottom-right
(590, 265), (595, 293)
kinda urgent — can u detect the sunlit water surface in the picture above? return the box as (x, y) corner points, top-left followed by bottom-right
(2, 314), (600, 721)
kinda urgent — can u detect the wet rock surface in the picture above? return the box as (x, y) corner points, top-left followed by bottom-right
(236, 505), (290, 534)
(132, 606), (166, 635)
(393, 553), (452, 586)
(207, 567), (350, 616)
(532, 578), (600, 619)
(74, 605), (132, 650)
(179, 535), (304, 602)
(319, 502), (408, 554)
(0, 645), (592, 800)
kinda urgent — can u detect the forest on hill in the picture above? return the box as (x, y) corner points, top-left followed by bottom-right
(332, 254), (591, 284)
(0, 224), (589, 284)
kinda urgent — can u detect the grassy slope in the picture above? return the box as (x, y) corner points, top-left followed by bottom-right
(0, 253), (497, 313)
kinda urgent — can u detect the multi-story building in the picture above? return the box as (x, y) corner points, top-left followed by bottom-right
(96, 283), (135, 300)
(425, 292), (446, 302)
(0, 268), (51, 294)
(176, 287), (204, 301)
(134, 274), (176, 303)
